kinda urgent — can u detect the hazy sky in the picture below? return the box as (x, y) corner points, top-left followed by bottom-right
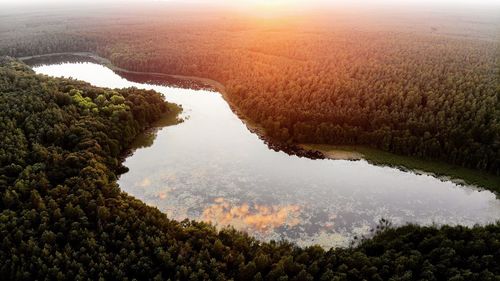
(1, 0), (499, 17)
(1, 0), (499, 6)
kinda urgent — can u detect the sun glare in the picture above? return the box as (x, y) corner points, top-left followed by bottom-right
(252, 0), (289, 6)
(233, 0), (308, 18)
(237, 0), (303, 10)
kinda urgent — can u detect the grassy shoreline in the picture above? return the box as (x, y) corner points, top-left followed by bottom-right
(302, 144), (500, 194)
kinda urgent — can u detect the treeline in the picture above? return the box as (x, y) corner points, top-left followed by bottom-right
(0, 14), (499, 174)
(0, 33), (96, 58)
(1, 57), (500, 280)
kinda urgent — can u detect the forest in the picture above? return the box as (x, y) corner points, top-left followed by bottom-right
(1, 56), (500, 280)
(0, 6), (497, 175)
(0, 3), (500, 280)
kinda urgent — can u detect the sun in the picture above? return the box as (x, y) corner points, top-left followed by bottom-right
(238, 0), (299, 9)
(234, 0), (307, 17)
(253, 0), (289, 6)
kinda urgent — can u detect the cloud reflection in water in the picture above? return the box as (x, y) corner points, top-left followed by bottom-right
(201, 198), (301, 234)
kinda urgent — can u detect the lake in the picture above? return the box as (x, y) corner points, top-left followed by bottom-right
(34, 62), (500, 248)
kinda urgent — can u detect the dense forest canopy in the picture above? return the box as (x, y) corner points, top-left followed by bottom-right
(1, 2), (500, 279)
(1, 56), (500, 281)
(1, 3), (498, 175)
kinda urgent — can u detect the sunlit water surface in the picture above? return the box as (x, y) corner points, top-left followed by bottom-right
(35, 63), (500, 248)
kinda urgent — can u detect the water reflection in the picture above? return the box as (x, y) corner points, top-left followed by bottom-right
(202, 198), (301, 233)
(34, 62), (500, 249)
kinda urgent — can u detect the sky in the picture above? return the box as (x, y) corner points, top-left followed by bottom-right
(1, 0), (499, 6)
(0, 0), (499, 17)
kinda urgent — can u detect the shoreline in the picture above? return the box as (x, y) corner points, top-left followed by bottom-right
(18, 52), (269, 140)
(19, 52), (322, 160)
(302, 144), (500, 193)
(20, 52), (500, 193)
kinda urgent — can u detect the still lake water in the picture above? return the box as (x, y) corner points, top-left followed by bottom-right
(35, 62), (500, 248)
